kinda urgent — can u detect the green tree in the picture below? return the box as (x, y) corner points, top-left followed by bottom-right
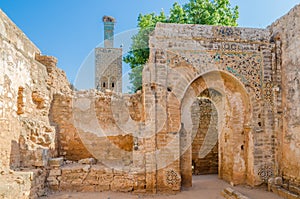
(124, 0), (239, 92)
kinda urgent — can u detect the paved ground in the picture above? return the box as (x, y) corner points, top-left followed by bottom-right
(42, 175), (283, 199)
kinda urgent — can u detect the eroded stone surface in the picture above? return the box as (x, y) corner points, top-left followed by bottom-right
(0, 9), (70, 199)
(0, 3), (300, 199)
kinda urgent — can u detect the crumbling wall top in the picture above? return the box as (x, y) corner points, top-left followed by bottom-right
(152, 22), (270, 45)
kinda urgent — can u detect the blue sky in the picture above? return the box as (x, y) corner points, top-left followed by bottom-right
(0, 0), (299, 91)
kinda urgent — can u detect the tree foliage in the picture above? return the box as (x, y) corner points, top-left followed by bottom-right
(124, 0), (239, 92)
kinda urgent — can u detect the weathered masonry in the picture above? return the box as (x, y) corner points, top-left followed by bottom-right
(0, 4), (300, 199)
(95, 16), (122, 93)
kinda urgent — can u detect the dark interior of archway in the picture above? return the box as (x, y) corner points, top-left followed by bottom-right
(191, 98), (219, 175)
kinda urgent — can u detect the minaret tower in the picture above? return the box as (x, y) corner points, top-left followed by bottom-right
(95, 16), (122, 92)
(103, 16), (115, 48)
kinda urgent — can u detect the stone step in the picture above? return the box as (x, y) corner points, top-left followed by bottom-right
(221, 187), (250, 199)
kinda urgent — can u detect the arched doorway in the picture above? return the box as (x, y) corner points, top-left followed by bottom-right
(180, 71), (252, 187)
(191, 90), (220, 176)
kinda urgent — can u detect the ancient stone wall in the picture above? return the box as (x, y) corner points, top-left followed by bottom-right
(269, 3), (300, 187)
(1, 3), (300, 198)
(145, 22), (276, 188)
(191, 98), (218, 175)
(0, 9), (71, 198)
(48, 90), (150, 193)
(50, 90), (144, 165)
(46, 158), (146, 193)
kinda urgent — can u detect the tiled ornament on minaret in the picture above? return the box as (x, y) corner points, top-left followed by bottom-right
(95, 16), (122, 92)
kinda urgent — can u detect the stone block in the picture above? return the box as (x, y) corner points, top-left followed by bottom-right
(133, 180), (146, 192)
(289, 185), (300, 195)
(49, 169), (61, 176)
(47, 176), (59, 186)
(79, 158), (96, 165)
(224, 187), (235, 195)
(61, 163), (83, 174)
(111, 176), (134, 192)
(80, 185), (95, 192)
(85, 178), (100, 185)
(49, 157), (64, 168)
(70, 178), (83, 185)
(60, 181), (74, 191)
(95, 185), (110, 192)
(49, 185), (59, 191)
(222, 187), (250, 199)
(275, 187), (300, 199)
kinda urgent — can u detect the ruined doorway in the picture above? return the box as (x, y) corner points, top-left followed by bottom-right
(180, 71), (251, 187)
(191, 96), (219, 175)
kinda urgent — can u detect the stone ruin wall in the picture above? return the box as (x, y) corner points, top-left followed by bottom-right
(47, 90), (147, 193)
(0, 9), (71, 198)
(269, 4), (300, 187)
(146, 21), (277, 188)
(50, 90), (144, 162)
(0, 3), (300, 199)
(0, 8), (164, 196)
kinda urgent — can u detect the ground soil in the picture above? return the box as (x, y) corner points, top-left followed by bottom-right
(41, 175), (283, 199)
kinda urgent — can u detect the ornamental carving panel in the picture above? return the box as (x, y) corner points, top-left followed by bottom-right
(165, 169), (181, 187)
(167, 50), (263, 99)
